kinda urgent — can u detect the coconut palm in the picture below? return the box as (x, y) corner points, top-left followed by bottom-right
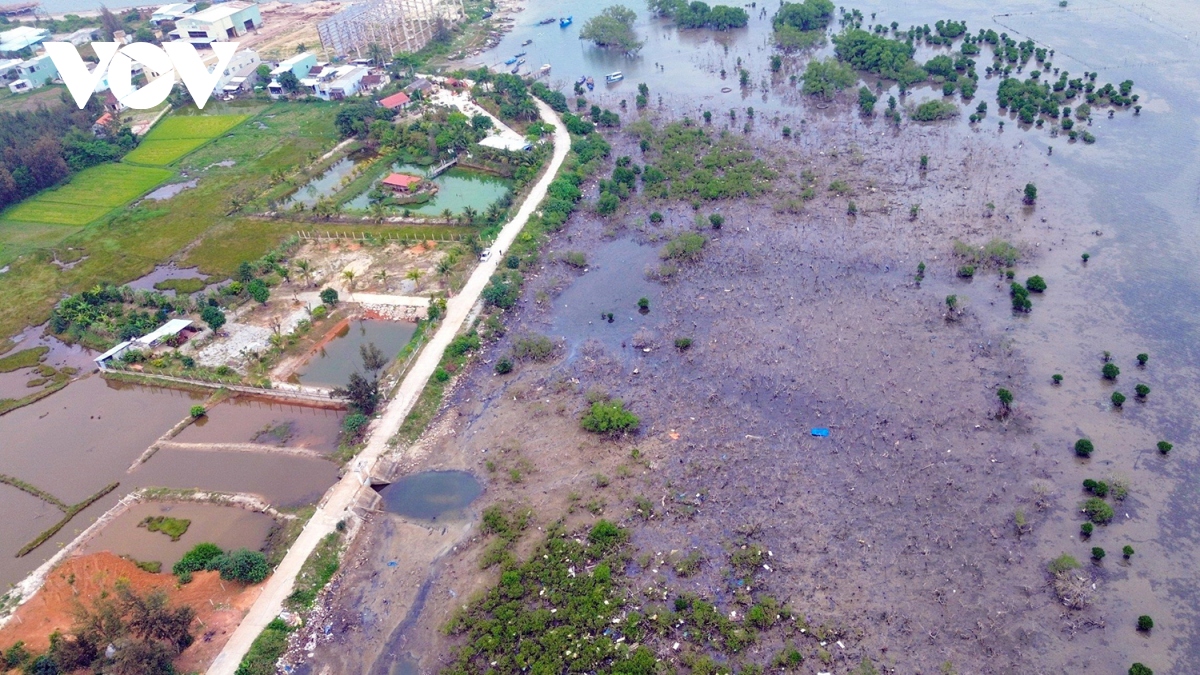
(461, 205), (479, 225)
(366, 42), (389, 67)
(342, 269), (357, 293)
(375, 269), (389, 289)
(405, 268), (423, 291)
(370, 201), (387, 223)
(294, 259), (313, 287)
(436, 259), (453, 276)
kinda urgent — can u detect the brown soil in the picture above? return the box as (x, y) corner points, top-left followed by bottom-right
(0, 552), (262, 672)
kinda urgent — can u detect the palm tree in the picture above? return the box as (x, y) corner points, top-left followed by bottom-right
(375, 269), (389, 289)
(405, 268), (423, 291)
(461, 205), (478, 225)
(342, 269), (357, 293)
(367, 42), (389, 67)
(441, 208), (454, 221)
(294, 259), (313, 287)
(437, 259), (453, 276)
(370, 201), (387, 223)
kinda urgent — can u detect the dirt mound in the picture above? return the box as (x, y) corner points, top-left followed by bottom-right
(0, 552), (261, 672)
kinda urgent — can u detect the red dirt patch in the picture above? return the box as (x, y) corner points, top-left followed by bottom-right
(0, 552), (261, 671)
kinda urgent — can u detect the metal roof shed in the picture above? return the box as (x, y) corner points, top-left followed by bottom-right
(133, 319), (193, 347)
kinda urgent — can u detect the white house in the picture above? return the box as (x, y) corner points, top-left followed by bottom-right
(267, 52), (317, 97)
(325, 65), (369, 100)
(0, 26), (48, 55)
(171, 2), (262, 44)
(216, 47), (259, 90)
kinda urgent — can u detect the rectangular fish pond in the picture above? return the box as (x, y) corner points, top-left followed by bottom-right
(291, 318), (417, 388)
(343, 163), (513, 216)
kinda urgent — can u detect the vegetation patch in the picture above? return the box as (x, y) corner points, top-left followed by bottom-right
(153, 277), (208, 294)
(0, 346), (46, 373)
(285, 531), (342, 611)
(139, 515), (191, 541)
(148, 114), (251, 140)
(235, 617), (294, 675)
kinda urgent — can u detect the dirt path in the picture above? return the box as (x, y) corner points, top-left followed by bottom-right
(203, 99), (570, 675)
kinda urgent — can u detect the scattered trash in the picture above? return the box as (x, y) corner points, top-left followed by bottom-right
(811, 427), (831, 437)
(387, 561), (398, 567)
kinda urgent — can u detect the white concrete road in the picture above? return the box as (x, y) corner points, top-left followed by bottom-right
(206, 100), (569, 675)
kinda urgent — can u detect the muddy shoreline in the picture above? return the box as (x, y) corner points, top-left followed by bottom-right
(280, 95), (1200, 675)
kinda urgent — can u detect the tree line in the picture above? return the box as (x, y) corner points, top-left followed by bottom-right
(0, 97), (136, 211)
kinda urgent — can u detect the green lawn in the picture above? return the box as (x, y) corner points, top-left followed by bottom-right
(123, 138), (209, 166)
(33, 164), (173, 208)
(148, 114), (249, 140)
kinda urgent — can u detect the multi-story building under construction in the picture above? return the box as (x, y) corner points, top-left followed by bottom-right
(317, 0), (465, 60)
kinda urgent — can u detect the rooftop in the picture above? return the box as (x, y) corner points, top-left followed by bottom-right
(378, 91), (410, 109)
(0, 25), (48, 52)
(184, 2), (255, 23)
(382, 173), (421, 189)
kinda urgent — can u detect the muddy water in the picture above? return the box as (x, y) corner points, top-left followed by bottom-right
(143, 179), (199, 201)
(174, 396), (343, 451)
(547, 237), (659, 358)
(5, 322), (97, 372)
(80, 501), (275, 568)
(377, 471), (482, 521)
(285, 155), (372, 208)
(294, 319), (416, 388)
(126, 264), (208, 294)
(343, 163), (513, 216)
(0, 375), (339, 587)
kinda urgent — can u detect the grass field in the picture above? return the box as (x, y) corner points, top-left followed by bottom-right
(149, 114), (249, 140)
(1, 202), (110, 226)
(123, 138), (209, 166)
(0, 103), (345, 340)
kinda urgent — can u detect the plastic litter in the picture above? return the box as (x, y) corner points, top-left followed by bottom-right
(387, 561), (398, 567)
(811, 427), (830, 437)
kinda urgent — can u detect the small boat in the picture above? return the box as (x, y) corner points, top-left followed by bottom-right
(537, 17), (556, 25)
(510, 65), (521, 74)
(504, 57), (517, 65)
(586, 76), (594, 90)
(516, 58), (526, 66)
(576, 75), (587, 85)
(514, 51), (526, 57)
(539, 64), (551, 75)
(560, 15), (572, 27)
(522, 39), (533, 46)
(605, 71), (623, 83)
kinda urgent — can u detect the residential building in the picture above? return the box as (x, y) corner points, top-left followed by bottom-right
(377, 91), (411, 111)
(221, 63), (260, 96)
(171, 2), (262, 44)
(11, 53), (56, 90)
(325, 65), (368, 100)
(216, 47), (260, 90)
(267, 52), (317, 97)
(382, 173), (421, 192)
(359, 73), (387, 94)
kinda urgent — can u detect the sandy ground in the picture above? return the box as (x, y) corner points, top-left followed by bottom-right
(0, 552), (261, 672)
(239, 2), (346, 63)
(295, 108), (1172, 675)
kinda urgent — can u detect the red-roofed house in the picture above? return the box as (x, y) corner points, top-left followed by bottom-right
(378, 91), (411, 111)
(92, 112), (114, 136)
(382, 173), (422, 192)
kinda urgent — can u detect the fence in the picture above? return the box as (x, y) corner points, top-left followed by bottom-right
(101, 368), (343, 406)
(297, 230), (468, 243)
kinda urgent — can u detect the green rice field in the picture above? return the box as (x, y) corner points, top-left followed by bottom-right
(0, 164), (173, 226)
(148, 114), (249, 140)
(123, 138), (209, 166)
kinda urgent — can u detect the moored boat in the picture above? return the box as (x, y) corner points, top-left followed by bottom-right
(560, 15), (572, 27)
(522, 39), (533, 46)
(604, 71), (623, 83)
(586, 77), (594, 90)
(504, 57), (517, 65)
(537, 17), (556, 25)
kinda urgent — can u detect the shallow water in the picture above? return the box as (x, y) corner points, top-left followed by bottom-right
(125, 264), (208, 294)
(143, 180), (199, 202)
(0, 375), (339, 587)
(80, 501), (276, 568)
(174, 396), (343, 451)
(377, 471), (482, 521)
(285, 156), (373, 209)
(343, 163), (513, 216)
(547, 237), (659, 359)
(293, 319), (416, 388)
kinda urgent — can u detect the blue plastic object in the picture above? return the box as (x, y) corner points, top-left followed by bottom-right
(810, 427), (830, 437)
